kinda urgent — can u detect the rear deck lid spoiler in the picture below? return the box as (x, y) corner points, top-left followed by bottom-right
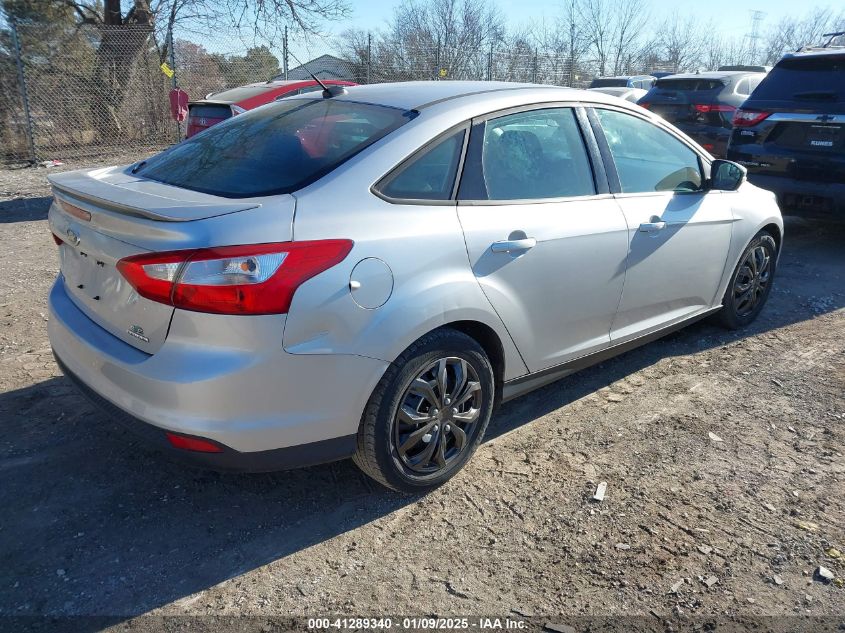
(47, 166), (260, 222)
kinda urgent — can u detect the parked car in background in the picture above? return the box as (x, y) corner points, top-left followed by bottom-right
(589, 75), (656, 90)
(718, 65), (772, 73)
(639, 71), (767, 157)
(186, 79), (356, 137)
(47, 82), (782, 492)
(587, 86), (649, 103)
(727, 46), (845, 216)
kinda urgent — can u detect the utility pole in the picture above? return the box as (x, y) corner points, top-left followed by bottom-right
(367, 32), (372, 84)
(745, 10), (766, 64)
(283, 26), (289, 80)
(10, 19), (37, 164)
(487, 43), (494, 81)
(166, 22), (180, 141)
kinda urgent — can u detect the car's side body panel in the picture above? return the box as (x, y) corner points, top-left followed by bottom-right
(46, 82), (783, 470)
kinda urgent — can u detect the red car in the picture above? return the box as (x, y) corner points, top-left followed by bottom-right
(186, 79), (356, 138)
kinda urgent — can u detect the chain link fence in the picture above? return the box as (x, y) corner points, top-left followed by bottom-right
(1, 23), (599, 167)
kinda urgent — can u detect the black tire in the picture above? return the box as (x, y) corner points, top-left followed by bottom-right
(353, 328), (495, 493)
(715, 230), (778, 330)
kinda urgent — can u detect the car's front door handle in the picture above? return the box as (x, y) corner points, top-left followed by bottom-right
(491, 238), (537, 253)
(639, 219), (667, 233)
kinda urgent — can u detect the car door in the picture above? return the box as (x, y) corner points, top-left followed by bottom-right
(588, 107), (734, 342)
(456, 106), (629, 373)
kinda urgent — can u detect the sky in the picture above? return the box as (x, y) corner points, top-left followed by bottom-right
(289, 0), (820, 60)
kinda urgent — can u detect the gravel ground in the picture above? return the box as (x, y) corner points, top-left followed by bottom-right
(0, 162), (843, 630)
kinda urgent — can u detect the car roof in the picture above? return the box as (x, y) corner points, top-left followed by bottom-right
(783, 47), (845, 59)
(298, 81), (594, 111)
(659, 71), (764, 81)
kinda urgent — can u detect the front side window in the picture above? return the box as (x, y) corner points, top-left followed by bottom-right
(595, 109), (703, 194)
(376, 129), (465, 201)
(138, 99), (415, 198)
(461, 108), (595, 201)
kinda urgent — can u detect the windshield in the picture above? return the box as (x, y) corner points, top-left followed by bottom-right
(752, 55), (845, 102)
(138, 99), (416, 197)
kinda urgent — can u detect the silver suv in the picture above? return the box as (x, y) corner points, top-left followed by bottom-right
(47, 82), (783, 492)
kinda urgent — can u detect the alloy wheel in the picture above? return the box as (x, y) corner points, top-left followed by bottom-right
(733, 244), (771, 318)
(393, 357), (483, 474)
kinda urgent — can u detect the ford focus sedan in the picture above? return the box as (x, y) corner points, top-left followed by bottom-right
(47, 82), (783, 492)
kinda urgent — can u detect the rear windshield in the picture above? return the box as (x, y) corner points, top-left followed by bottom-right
(591, 78), (628, 88)
(189, 104), (231, 119)
(751, 55), (845, 102)
(138, 99), (416, 197)
(655, 79), (724, 91)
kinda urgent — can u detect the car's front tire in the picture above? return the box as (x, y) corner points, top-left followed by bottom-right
(353, 328), (495, 493)
(715, 230), (778, 329)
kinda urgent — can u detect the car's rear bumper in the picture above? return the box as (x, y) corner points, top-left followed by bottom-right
(742, 173), (845, 216)
(48, 278), (388, 470)
(54, 354), (356, 471)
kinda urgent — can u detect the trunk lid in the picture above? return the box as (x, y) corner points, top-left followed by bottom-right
(187, 102), (233, 138)
(643, 78), (728, 126)
(48, 167), (294, 354)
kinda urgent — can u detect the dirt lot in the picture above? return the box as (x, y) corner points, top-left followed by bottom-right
(1, 162), (843, 630)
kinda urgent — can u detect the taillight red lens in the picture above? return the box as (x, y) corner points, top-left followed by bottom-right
(52, 232), (63, 246)
(694, 104), (736, 114)
(733, 109), (771, 127)
(166, 432), (224, 453)
(116, 240), (353, 315)
(638, 102), (651, 110)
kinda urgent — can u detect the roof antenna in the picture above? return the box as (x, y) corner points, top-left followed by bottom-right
(287, 48), (348, 98)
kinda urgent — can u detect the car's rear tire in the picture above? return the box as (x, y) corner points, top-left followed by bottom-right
(715, 230), (778, 330)
(353, 328), (495, 493)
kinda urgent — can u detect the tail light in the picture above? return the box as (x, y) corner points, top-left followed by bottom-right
(116, 240), (353, 315)
(733, 109), (771, 127)
(638, 102), (651, 109)
(52, 232), (64, 246)
(166, 432), (223, 453)
(694, 104), (736, 114)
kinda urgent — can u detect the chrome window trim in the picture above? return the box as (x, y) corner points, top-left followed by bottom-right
(766, 113), (845, 123)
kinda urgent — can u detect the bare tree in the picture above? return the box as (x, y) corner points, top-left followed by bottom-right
(579, 0), (649, 78)
(654, 13), (708, 72)
(41, 0), (348, 138)
(609, 0), (648, 75)
(761, 7), (845, 65)
(348, 0), (503, 81)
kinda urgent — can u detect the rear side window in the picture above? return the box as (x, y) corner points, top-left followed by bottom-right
(751, 55), (845, 102)
(139, 100), (415, 198)
(376, 130), (465, 201)
(596, 109), (703, 193)
(655, 79), (724, 91)
(460, 108), (596, 200)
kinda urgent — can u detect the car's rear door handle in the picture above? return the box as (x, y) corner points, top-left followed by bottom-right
(491, 238), (537, 253)
(639, 219), (667, 233)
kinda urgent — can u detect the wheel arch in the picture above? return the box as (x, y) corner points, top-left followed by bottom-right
(443, 320), (506, 409)
(761, 222), (782, 253)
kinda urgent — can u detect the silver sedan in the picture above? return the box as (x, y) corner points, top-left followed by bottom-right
(47, 81), (783, 491)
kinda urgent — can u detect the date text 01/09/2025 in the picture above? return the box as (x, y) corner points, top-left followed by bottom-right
(307, 617), (529, 630)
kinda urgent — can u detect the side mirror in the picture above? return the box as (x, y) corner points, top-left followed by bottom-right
(710, 159), (746, 191)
